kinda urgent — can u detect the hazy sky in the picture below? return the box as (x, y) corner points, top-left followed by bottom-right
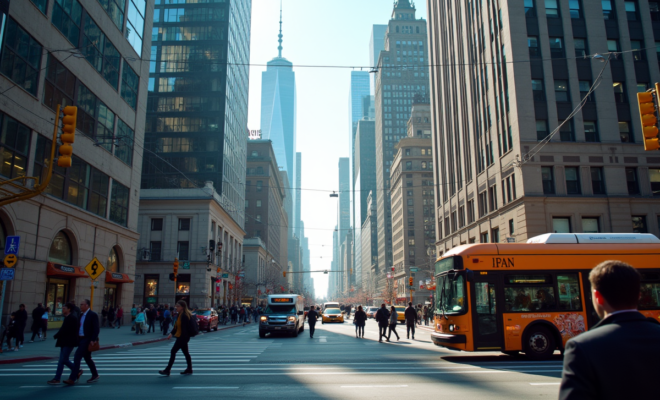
(247, 0), (428, 298)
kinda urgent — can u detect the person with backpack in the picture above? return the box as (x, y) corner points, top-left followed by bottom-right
(159, 300), (196, 376)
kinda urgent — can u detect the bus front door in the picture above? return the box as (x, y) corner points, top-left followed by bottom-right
(471, 275), (503, 351)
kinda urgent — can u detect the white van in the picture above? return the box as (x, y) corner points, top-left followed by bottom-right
(259, 294), (305, 338)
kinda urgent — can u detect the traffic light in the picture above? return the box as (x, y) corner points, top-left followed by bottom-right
(638, 87), (660, 151)
(409, 277), (414, 286)
(58, 106), (77, 167)
(283, 271), (287, 278)
(173, 258), (179, 281)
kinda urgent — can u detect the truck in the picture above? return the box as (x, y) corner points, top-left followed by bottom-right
(259, 294), (305, 338)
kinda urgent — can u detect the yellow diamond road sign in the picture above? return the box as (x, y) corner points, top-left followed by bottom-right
(85, 257), (105, 280)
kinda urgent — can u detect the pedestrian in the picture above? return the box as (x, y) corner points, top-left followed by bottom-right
(116, 305), (123, 329)
(157, 304), (164, 331)
(101, 306), (108, 328)
(416, 306), (423, 326)
(387, 306), (400, 341)
(353, 306), (367, 338)
(130, 303), (137, 331)
(41, 307), (50, 340)
(135, 307), (146, 334)
(162, 304), (172, 335)
(253, 307), (259, 323)
(107, 306), (115, 328)
(147, 305), (157, 333)
(345, 304), (352, 320)
(30, 303), (45, 342)
(423, 306), (429, 326)
(375, 303), (390, 343)
(14, 304), (27, 348)
(404, 302), (417, 340)
(559, 260), (660, 399)
(64, 299), (99, 385)
(306, 304), (319, 339)
(159, 300), (194, 376)
(222, 307), (228, 325)
(230, 306), (237, 324)
(47, 302), (79, 385)
(68, 299), (81, 319)
(5, 312), (19, 351)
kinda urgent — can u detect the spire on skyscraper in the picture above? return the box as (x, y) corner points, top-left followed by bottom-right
(278, 2), (283, 58)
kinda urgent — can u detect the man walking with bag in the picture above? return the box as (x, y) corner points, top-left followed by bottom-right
(404, 302), (417, 340)
(47, 302), (78, 385)
(64, 299), (100, 385)
(375, 304), (390, 343)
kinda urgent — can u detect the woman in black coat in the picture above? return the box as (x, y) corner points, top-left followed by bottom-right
(353, 306), (367, 338)
(48, 303), (79, 384)
(159, 300), (194, 376)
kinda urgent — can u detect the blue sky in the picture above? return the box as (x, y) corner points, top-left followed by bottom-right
(247, 0), (428, 298)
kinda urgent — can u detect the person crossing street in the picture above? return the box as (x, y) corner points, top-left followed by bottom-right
(306, 305), (319, 338)
(387, 306), (400, 341)
(47, 302), (78, 385)
(404, 302), (417, 340)
(64, 299), (99, 385)
(159, 300), (194, 376)
(375, 304), (390, 343)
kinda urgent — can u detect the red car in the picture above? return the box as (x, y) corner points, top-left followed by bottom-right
(195, 308), (219, 332)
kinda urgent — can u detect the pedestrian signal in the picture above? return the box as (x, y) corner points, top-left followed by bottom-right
(58, 106), (77, 167)
(638, 86), (660, 151)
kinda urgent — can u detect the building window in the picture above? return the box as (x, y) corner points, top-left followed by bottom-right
(256, 181), (263, 192)
(49, 231), (73, 265)
(591, 167), (606, 194)
(144, 274), (158, 302)
(491, 228), (500, 243)
(559, 120), (575, 142)
(97, 0), (125, 30)
(256, 214), (262, 222)
(115, 119), (134, 166)
(545, 0), (559, 18)
(480, 232), (489, 243)
(31, 0), (48, 14)
(631, 41), (645, 62)
(542, 167), (555, 194)
(651, 2), (660, 21)
(574, 38), (588, 58)
(82, 14), (120, 89)
(151, 218), (163, 231)
(0, 113), (30, 179)
(509, 219), (515, 235)
(528, 36), (540, 57)
(245, 200), (248, 208)
(256, 200), (262, 207)
(582, 217), (600, 233)
(555, 80), (569, 102)
(121, 61), (139, 109)
(532, 79), (545, 101)
(553, 217), (571, 233)
(549, 37), (564, 58)
(525, 0), (535, 16)
(43, 55), (76, 112)
(569, 0), (581, 18)
(76, 84), (116, 152)
(584, 121), (599, 142)
(108, 247), (119, 272)
(612, 82), (626, 103)
(536, 120), (548, 140)
(467, 200), (475, 223)
(619, 121), (633, 143)
(626, 167), (640, 195)
(650, 168), (660, 196)
(478, 191), (488, 217)
(126, 0), (147, 54)
(177, 241), (189, 261)
(579, 80), (593, 102)
(178, 218), (191, 231)
(53, 0), (83, 45)
(632, 216), (647, 233)
(0, 18), (42, 96)
(637, 83), (649, 93)
(488, 185), (498, 212)
(565, 167), (581, 195)
(602, 0), (615, 19)
(625, 1), (638, 20)
(109, 180), (129, 227)
(150, 241), (162, 261)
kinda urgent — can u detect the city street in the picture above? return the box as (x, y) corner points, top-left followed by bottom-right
(0, 320), (562, 399)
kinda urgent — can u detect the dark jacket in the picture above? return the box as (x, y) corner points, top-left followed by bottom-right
(404, 306), (418, 324)
(171, 312), (193, 340)
(53, 313), (79, 348)
(31, 306), (45, 330)
(80, 310), (100, 342)
(353, 310), (367, 326)
(15, 309), (28, 329)
(307, 309), (319, 324)
(375, 308), (390, 326)
(70, 304), (81, 319)
(559, 311), (660, 400)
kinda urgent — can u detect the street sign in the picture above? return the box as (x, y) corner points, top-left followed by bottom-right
(0, 268), (14, 280)
(506, 237), (516, 243)
(84, 257), (105, 280)
(182, 262), (190, 269)
(4, 235), (19, 255)
(222, 273), (229, 278)
(3, 254), (17, 268)
(409, 267), (419, 272)
(238, 273), (245, 277)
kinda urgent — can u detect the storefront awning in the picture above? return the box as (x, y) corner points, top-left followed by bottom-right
(105, 271), (134, 284)
(47, 262), (87, 279)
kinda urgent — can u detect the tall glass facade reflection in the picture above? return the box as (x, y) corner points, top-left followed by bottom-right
(143, 0), (251, 226)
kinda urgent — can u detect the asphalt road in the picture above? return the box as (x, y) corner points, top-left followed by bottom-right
(0, 319), (563, 399)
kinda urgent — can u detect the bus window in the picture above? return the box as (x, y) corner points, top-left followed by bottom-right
(504, 274), (556, 312)
(640, 283), (660, 309)
(557, 274), (582, 311)
(437, 274), (467, 314)
(474, 282), (497, 335)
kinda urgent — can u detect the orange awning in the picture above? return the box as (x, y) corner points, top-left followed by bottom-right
(105, 271), (134, 284)
(47, 262), (87, 279)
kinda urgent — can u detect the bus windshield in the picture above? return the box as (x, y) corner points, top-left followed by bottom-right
(436, 273), (467, 315)
(264, 305), (297, 314)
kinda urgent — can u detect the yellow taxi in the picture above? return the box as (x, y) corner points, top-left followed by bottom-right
(321, 308), (344, 324)
(394, 306), (406, 324)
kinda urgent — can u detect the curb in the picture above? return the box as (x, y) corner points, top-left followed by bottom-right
(0, 322), (250, 365)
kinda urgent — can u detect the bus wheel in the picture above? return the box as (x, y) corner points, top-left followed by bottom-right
(524, 326), (555, 361)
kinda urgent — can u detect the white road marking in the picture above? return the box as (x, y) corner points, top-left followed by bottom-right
(341, 385), (408, 388)
(530, 383), (561, 386)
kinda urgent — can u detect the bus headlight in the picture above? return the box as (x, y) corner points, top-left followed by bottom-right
(449, 324), (459, 332)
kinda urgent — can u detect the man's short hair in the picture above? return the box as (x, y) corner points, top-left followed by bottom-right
(64, 302), (75, 311)
(408, 302), (413, 306)
(589, 260), (641, 309)
(82, 299), (91, 306)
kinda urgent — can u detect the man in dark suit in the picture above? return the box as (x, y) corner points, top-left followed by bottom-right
(375, 304), (390, 343)
(404, 302), (418, 340)
(559, 260), (660, 400)
(64, 299), (100, 385)
(48, 302), (79, 385)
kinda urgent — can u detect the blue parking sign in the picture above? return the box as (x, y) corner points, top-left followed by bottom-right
(4, 236), (19, 255)
(0, 268), (15, 281)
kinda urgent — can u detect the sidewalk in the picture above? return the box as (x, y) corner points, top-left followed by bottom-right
(0, 321), (250, 364)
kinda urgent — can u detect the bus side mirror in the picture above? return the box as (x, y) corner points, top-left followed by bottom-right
(297, 311), (304, 315)
(465, 269), (474, 282)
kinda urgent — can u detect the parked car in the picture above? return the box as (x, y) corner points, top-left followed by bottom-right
(196, 308), (219, 332)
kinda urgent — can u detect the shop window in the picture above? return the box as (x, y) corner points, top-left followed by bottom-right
(0, 113), (30, 180)
(175, 274), (191, 303)
(108, 247), (119, 272)
(0, 18), (42, 96)
(557, 274), (582, 310)
(46, 279), (68, 324)
(144, 274), (159, 305)
(49, 231), (73, 265)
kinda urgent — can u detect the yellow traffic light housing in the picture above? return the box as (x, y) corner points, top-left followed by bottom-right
(409, 277), (413, 286)
(58, 106), (77, 167)
(173, 258), (179, 281)
(638, 87), (660, 151)
(283, 271), (287, 278)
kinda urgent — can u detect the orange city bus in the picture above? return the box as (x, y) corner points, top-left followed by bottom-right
(430, 233), (660, 360)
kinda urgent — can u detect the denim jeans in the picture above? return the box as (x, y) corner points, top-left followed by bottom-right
(54, 346), (75, 380)
(69, 338), (98, 381)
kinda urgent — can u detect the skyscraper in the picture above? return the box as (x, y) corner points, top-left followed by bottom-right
(374, 0), (429, 296)
(261, 9), (297, 239)
(370, 25), (387, 93)
(142, 0), (251, 226)
(295, 152), (302, 240)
